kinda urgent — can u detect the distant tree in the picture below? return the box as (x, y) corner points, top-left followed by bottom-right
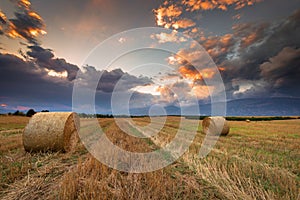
(41, 110), (49, 112)
(13, 110), (25, 116)
(26, 109), (36, 117)
(79, 113), (88, 118)
(13, 110), (20, 116)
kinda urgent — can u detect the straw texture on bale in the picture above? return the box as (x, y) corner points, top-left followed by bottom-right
(23, 112), (80, 152)
(202, 116), (230, 136)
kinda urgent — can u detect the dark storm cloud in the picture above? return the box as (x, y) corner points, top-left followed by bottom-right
(233, 22), (269, 49)
(27, 45), (54, 61)
(163, 8), (300, 99)
(231, 9), (299, 77)
(27, 45), (79, 81)
(0, 52), (73, 107)
(77, 66), (153, 93)
(260, 47), (300, 96)
(217, 9), (300, 98)
(0, 52), (155, 112)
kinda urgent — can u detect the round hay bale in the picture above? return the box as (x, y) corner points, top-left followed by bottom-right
(202, 116), (230, 136)
(23, 112), (80, 152)
(246, 119), (251, 123)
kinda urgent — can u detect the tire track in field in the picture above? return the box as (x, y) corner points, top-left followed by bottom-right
(116, 118), (226, 198)
(128, 120), (278, 199)
(125, 117), (298, 199)
(82, 118), (299, 199)
(135, 117), (299, 178)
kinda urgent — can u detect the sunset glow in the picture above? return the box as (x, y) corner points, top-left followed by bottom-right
(45, 69), (68, 78)
(0, 2), (299, 198)
(0, 0), (298, 116)
(28, 11), (42, 20)
(179, 66), (216, 81)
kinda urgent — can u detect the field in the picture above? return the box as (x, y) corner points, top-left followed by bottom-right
(0, 115), (299, 199)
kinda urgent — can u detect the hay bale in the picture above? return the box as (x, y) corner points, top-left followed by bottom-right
(202, 116), (230, 136)
(246, 119), (251, 123)
(23, 112), (80, 152)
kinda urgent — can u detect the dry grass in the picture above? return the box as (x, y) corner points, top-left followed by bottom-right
(0, 116), (29, 131)
(127, 117), (300, 200)
(0, 116), (299, 199)
(59, 156), (223, 200)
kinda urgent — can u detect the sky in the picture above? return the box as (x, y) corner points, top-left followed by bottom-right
(0, 0), (299, 115)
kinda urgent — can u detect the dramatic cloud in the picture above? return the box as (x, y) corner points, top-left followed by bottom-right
(219, 9), (300, 96)
(77, 66), (153, 93)
(260, 47), (300, 95)
(153, 0), (263, 30)
(153, 79), (213, 105)
(183, 0), (263, 11)
(153, 0), (300, 100)
(178, 65), (216, 81)
(0, 0), (298, 115)
(232, 22), (269, 48)
(26, 45), (79, 81)
(0, 52), (157, 112)
(151, 31), (187, 43)
(233, 25), (296, 98)
(171, 18), (196, 29)
(154, 4), (182, 28)
(0, 0), (46, 44)
(0, 52), (73, 111)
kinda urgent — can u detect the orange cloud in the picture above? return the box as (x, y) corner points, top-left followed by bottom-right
(154, 4), (182, 28)
(156, 85), (176, 102)
(0, 11), (8, 23)
(179, 66), (216, 81)
(220, 34), (234, 47)
(154, 62), (219, 101)
(18, 0), (31, 10)
(0, 0), (47, 44)
(183, 0), (262, 11)
(28, 11), (42, 20)
(0, 103), (7, 107)
(7, 23), (46, 41)
(201, 68), (216, 79)
(202, 36), (218, 49)
(191, 85), (213, 99)
(179, 66), (203, 80)
(199, 1), (215, 10)
(202, 34), (234, 52)
(172, 18), (196, 29)
(154, 0), (263, 32)
(233, 23), (267, 48)
(7, 24), (23, 38)
(183, 1), (216, 11)
(240, 32), (258, 47)
(197, 33), (235, 59)
(218, 67), (226, 71)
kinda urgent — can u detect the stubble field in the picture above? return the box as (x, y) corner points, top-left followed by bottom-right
(0, 115), (299, 200)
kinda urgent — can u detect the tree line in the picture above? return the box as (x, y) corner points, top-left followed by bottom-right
(6, 109), (49, 117)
